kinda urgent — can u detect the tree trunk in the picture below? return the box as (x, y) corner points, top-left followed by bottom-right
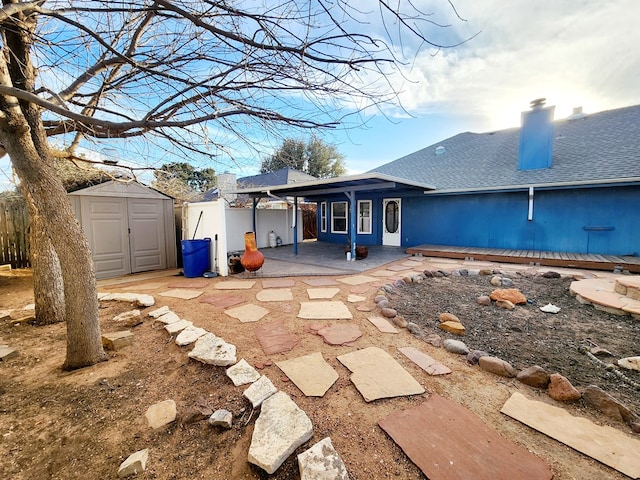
(23, 190), (65, 325)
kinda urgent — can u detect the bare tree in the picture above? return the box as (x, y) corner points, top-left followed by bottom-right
(0, 1), (469, 369)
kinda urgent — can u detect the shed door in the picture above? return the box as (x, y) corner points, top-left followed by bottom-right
(382, 198), (401, 246)
(81, 197), (130, 279)
(128, 198), (167, 273)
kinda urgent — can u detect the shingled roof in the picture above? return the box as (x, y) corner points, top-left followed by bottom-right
(238, 166), (316, 188)
(370, 104), (640, 192)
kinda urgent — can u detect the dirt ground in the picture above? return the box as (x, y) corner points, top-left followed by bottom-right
(0, 263), (639, 480)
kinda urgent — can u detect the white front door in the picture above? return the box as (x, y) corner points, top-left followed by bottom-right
(382, 198), (401, 246)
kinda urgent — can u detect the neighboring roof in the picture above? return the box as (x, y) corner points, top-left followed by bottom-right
(371, 104), (640, 192)
(68, 180), (173, 199)
(230, 172), (435, 200)
(238, 167), (317, 188)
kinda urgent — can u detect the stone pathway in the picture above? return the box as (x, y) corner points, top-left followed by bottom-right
(76, 254), (640, 477)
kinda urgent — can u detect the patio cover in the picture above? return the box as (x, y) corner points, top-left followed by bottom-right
(229, 173), (435, 258)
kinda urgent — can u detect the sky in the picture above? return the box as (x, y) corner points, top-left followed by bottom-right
(1, 0), (639, 189)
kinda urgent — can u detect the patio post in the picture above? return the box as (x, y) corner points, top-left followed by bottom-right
(293, 196), (298, 255)
(346, 190), (356, 260)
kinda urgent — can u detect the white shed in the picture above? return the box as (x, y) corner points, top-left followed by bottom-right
(69, 181), (177, 279)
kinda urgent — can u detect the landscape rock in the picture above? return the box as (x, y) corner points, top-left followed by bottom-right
(147, 305), (170, 318)
(476, 295), (491, 306)
(226, 358), (261, 386)
(617, 356), (640, 371)
(102, 331), (134, 350)
(188, 333), (237, 366)
(548, 373), (581, 401)
(243, 375), (277, 408)
(439, 312), (460, 323)
(209, 409), (233, 429)
(478, 356), (517, 378)
(423, 334), (443, 348)
(490, 275), (502, 286)
(632, 423), (640, 434)
(181, 404), (213, 424)
(0, 345), (18, 361)
(118, 449), (149, 478)
(516, 365), (550, 388)
(406, 322), (423, 336)
(376, 298), (389, 309)
(438, 321), (466, 335)
(248, 391), (313, 474)
(443, 338), (470, 355)
(175, 326), (207, 346)
(380, 307), (397, 318)
(165, 319), (193, 335)
(374, 295), (387, 304)
(539, 303), (561, 314)
(155, 311), (180, 325)
(495, 299), (515, 310)
(99, 292), (154, 307)
(582, 385), (636, 423)
(466, 350), (489, 365)
(490, 288), (527, 305)
(113, 309), (141, 322)
(542, 271), (561, 278)
(590, 347), (614, 357)
(392, 315), (408, 328)
(145, 399), (177, 429)
(298, 437), (349, 480)
(501, 277), (514, 287)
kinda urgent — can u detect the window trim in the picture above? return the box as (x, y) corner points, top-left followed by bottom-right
(357, 200), (372, 234)
(320, 201), (327, 233)
(330, 201), (348, 234)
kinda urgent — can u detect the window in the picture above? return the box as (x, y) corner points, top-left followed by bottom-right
(320, 202), (327, 232)
(331, 201), (348, 233)
(357, 200), (372, 234)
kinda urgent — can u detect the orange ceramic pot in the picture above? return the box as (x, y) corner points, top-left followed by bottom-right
(240, 231), (264, 272)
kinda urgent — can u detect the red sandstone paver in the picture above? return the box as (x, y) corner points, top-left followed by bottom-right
(254, 320), (299, 355)
(167, 278), (210, 289)
(199, 294), (246, 309)
(379, 394), (553, 480)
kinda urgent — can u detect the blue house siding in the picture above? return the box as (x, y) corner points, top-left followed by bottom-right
(402, 186), (640, 256)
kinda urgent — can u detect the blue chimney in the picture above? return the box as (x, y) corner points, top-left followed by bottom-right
(518, 98), (555, 170)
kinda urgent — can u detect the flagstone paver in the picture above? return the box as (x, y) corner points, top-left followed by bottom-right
(302, 278), (339, 286)
(158, 289), (203, 300)
(337, 347), (424, 402)
(349, 285), (370, 294)
(306, 288), (340, 299)
(214, 280), (256, 290)
(167, 278), (210, 289)
(257, 289), (293, 302)
(255, 320), (300, 355)
(311, 323), (362, 346)
(224, 303), (269, 323)
(298, 301), (352, 320)
(199, 293), (246, 308)
(387, 264), (412, 272)
(398, 346), (451, 375)
(371, 270), (397, 277)
(123, 282), (165, 291)
(262, 278), (296, 288)
(276, 352), (339, 397)
(367, 316), (399, 333)
(347, 294), (366, 303)
(336, 275), (377, 285)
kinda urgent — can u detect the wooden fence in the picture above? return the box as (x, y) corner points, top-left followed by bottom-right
(0, 199), (30, 268)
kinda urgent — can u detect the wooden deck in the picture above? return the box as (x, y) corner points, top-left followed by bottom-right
(406, 244), (640, 273)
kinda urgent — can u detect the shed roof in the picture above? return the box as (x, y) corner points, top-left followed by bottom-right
(68, 180), (172, 199)
(371, 104), (640, 192)
(238, 167), (317, 188)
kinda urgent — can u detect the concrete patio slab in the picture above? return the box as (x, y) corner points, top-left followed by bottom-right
(380, 394), (553, 480)
(225, 303), (269, 323)
(257, 289), (293, 302)
(158, 289), (203, 300)
(276, 352), (339, 397)
(214, 280), (256, 290)
(306, 288), (340, 299)
(501, 391), (640, 479)
(298, 301), (352, 320)
(337, 347), (424, 402)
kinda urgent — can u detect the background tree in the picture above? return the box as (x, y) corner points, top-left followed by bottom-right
(261, 137), (346, 178)
(152, 162), (216, 201)
(0, 1), (468, 369)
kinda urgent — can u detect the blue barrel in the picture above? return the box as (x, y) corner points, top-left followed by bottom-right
(181, 238), (211, 278)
